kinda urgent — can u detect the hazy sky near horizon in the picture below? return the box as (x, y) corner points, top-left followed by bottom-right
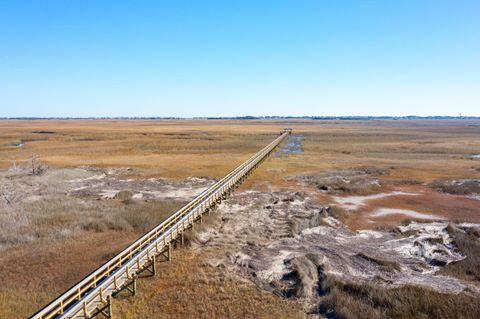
(1, 0), (479, 117)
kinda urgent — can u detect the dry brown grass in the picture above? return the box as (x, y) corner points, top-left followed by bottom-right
(322, 279), (480, 319)
(0, 230), (141, 318)
(113, 248), (307, 319)
(1, 119), (480, 318)
(0, 196), (186, 249)
(0, 120), (284, 179)
(2, 119), (480, 182)
(441, 224), (480, 281)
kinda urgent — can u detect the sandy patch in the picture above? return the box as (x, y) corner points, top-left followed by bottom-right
(370, 208), (443, 220)
(395, 222), (461, 266)
(191, 189), (479, 314)
(333, 191), (419, 210)
(467, 194), (480, 201)
(69, 171), (216, 201)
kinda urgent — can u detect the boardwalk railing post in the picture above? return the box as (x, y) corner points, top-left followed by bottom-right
(152, 255), (156, 276)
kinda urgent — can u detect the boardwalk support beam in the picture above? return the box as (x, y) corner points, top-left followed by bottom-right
(90, 295), (113, 319)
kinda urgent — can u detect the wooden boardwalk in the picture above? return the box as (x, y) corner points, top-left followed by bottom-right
(30, 129), (291, 319)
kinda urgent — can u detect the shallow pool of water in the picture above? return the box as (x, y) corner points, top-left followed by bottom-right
(280, 134), (304, 154)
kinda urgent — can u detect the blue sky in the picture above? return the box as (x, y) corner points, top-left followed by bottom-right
(0, 0), (479, 117)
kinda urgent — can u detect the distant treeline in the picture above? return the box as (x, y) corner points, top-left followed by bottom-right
(1, 116), (480, 120)
(203, 116), (480, 120)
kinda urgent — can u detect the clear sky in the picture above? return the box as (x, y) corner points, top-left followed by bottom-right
(1, 0), (479, 117)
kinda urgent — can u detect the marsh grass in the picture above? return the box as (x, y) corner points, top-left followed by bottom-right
(1, 119), (480, 318)
(322, 279), (480, 319)
(2, 119), (480, 182)
(113, 248), (307, 319)
(0, 197), (186, 249)
(441, 224), (480, 281)
(0, 231), (141, 319)
(430, 180), (480, 195)
(118, 200), (187, 231)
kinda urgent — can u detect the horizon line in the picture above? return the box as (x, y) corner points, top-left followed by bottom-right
(1, 115), (480, 120)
